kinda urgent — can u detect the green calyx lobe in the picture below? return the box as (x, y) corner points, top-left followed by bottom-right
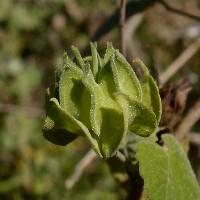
(42, 43), (162, 159)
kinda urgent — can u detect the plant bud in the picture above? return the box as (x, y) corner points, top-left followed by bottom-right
(42, 43), (161, 158)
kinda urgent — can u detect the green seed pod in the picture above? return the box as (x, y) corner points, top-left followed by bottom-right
(42, 43), (162, 159)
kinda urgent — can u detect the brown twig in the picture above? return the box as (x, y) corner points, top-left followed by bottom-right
(65, 150), (97, 189)
(175, 99), (200, 141)
(119, 0), (127, 55)
(91, 0), (155, 42)
(158, 0), (200, 21)
(91, 0), (199, 42)
(160, 37), (200, 85)
(189, 132), (200, 145)
(124, 14), (144, 60)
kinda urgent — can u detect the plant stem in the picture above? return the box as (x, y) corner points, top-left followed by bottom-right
(158, 0), (200, 21)
(160, 37), (200, 85)
(119, 0), (127, 55)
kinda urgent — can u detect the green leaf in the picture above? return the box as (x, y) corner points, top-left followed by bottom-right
(59, 64), (92, 129)
(71, 46), (85, 70)
(90, 42), (98, 78)
(111, 51), (142, 101)
(82, 62), (127, 158)
(44, 86), (80, 134)
(43, 117), (77, 146)
(128, 101), (157, 137)
(132, 58), (162, 122)
(99, 107), (126, 158)
(103, 42), (115, 65)
(43, 98), (79, 145)
(96, 43), (115, 83)
(136, 134), (200, 200)
(43, 97), (100, 155)
(116, 93), (157, 137)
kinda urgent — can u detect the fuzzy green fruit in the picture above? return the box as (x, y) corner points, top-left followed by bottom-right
(42, 43), (161, 158)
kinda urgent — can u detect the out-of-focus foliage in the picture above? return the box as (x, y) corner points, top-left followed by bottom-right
(0, 0), (121, 199)
(0, 0), (199, 199)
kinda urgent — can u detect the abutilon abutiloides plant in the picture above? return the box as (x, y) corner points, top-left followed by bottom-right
(42, 43), (161, 159)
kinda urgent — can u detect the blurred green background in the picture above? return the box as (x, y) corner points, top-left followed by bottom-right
(0, 0), (199, 199)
